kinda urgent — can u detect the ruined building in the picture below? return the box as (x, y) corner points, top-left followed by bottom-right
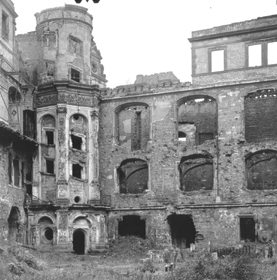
(1, 0), (277, 254)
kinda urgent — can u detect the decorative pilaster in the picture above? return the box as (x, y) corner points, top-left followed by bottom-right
(89, 107), (100, 204)
(56, 106), (69, 205)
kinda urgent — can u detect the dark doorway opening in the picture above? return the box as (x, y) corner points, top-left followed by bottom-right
(168, 214), (196, 249)
(240, 217), (255, 242)
(118, 215), (146, 239)
(73, 229), (85, 255)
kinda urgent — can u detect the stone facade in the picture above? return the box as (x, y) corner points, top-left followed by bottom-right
(2, 1), (277, 254)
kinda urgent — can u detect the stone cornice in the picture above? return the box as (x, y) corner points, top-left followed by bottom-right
(189, 24), (277, 42)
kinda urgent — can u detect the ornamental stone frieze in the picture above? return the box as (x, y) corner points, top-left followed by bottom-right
(36, 92), (100, 107)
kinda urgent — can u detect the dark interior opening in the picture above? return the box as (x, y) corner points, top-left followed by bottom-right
(8, 207), (20, 242)
(168, 214), (196, 249)
(26, 184), (32, 196)
(118, 215), (146, 239)
(178, 131), (187, 141)
(73, 230), (85, 255)
(74, 196), (81, 203)
(240, 217), (255, 242)
(72, 164), (82, 179)
(46, 131), (54, 145)
(46, 160), (54, 174)
(44, 228), (53, 241)
(71, 134), (82, 150)
(23, 110), (36, 139)
(13, 159), (20, 187)
(71, 68), (80, 83)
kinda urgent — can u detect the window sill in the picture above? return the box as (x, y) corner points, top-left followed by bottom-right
(70, 176), (87, 183)
(40, 172), (55, 177)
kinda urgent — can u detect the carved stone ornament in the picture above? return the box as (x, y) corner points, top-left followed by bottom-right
(58, 93), (94, 107)
(36, 94), (57, 107)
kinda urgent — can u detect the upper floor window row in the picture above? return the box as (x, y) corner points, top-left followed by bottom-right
(209, 41), (277, 73)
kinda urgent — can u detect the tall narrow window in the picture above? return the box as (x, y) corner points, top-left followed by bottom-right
(268, 42), (277, 65)
(211, 49), (224, 72)
(8, 153), (12, 184)
(13, 159), (20, 187)
(2, 11), (9, 40)
(248, 44), (262, 67)
(72, 164), (82, 179)
(46, 160), (54, 174)
(46, 131), (54, 145)
(71, 134), (82, 150)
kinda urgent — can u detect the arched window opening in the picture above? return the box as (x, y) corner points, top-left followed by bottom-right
(41, 115), (55, 145)
(118, 215), (146, 239)
(8, 207), (20, 243)
(168, 214), (196, 249)
(245, 89), (277, 142)
(177, 96), (217, 145)
(246, 150), (277, 190)
(179, 154), (213, 191)
(38, 216), (53, 244)
(116, 103), (150, 151)
(8, 87), (21, 103)
(69, 115), (87, 151)
(117, 159), (148, 194)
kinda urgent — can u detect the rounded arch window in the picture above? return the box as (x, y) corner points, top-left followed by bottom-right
(8, 87), (21, 103)
(44, 227), (53, 241)
(177, 95), (217, 146)
(69, 114), (87, 133)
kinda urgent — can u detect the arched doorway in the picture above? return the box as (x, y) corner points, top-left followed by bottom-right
(8, 207), (20, 242)
(73, 229), (85, 255)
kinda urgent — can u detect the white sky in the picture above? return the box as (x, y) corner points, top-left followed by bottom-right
(12, 0), (277, 88)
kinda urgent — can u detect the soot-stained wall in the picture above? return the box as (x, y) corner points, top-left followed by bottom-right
(245, 89), (277, 143)
(246, 150), (277, 190)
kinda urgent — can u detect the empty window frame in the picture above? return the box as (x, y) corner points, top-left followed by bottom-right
(240, 217), (255, 242)
(46, 131), (54, 145)
(248, 44), (262, 67)
(2, 11), (9, 40)
(71, 68), (81, 83)
(178, 131), (187, 142)
(13, 159), (20, 187)
(46, 160), (54, 174)
(71, 134), (82, 150)
(267, 42), (277, 65)
(211, 49), (225, 72)
(72, 164), (83, 179)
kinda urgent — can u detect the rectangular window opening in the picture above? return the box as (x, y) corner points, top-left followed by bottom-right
(8, 153), (12, 184)
(72, 163), (82, 179)
(71, 68), (80, 83)
(46, 160), (54, 174)
(2, 12), (9, 40)
(26, 184), (32, 196)
(71, 134), (82, 150)
(268, 42), (277, 65)
(248, 44), (262, 67)
(240, 217), (255, 242)
(46, 131), (54, 145)
(211, 49), (224, 72)
(13, 159), (20, 187)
